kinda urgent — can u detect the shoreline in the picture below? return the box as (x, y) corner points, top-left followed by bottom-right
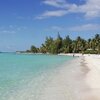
(38, 57), (89, 100)
(0, 54), (100, 100)
(39, 55), (100, 100)
(58, 53), (100, 57)
(1, 53), (100, 99)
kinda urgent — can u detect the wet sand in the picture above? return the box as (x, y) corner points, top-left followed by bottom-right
(12, 55), (99, 100)
(39, 56), (99, 100)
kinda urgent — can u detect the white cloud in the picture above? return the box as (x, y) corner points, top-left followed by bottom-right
(16, 26), (27, 31)
(78, 0), (100, 18)
(0, 25), (27, 34)
(43, 0), (69, 8)
(0, 30), (16, 34)
(36, 0), (100, 19)
(36, 10), (68, 19)
(48, 24), (100, 32)
(69, 24), (100, 31)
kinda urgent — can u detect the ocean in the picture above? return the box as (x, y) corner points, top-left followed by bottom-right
(0, 53), (73, 100)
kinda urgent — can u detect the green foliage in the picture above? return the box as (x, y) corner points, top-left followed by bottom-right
(84, 50), (98, 54)
(30, 45), (38, 53)
(28, 34), (100, 54)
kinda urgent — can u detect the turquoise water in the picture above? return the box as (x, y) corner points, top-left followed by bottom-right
(0, 53), (73, 100)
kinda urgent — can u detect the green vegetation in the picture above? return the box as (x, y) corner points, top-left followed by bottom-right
(27, 34), (100, 54)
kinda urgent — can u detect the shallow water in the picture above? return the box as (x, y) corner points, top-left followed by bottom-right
(0, 53), (73, 100)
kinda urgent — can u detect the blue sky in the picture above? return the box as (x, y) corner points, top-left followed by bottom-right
(0, 0), (100, 51)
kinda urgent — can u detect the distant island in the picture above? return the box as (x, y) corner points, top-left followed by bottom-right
(17, 34), (100, 54)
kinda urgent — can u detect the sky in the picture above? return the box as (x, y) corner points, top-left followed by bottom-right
(0, 0), (100, 52)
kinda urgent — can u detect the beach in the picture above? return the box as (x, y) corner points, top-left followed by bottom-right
(38, 54), (100, 100)
(0, 53), (100, 100)
(0, 0), (99, 99)
(85, 55), (100, 100)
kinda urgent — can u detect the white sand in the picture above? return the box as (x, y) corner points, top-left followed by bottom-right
(58, 53), (83, 57)
(39, 54), (100, 100)
(85, 55), (100, 99)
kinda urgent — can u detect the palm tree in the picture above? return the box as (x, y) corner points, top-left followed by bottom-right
(30, 45), (38, 53)
(94, 34), (100, 54)
(62, 35), (72, 53)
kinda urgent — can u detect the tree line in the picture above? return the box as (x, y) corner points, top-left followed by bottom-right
(26, 34), (100, 54)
